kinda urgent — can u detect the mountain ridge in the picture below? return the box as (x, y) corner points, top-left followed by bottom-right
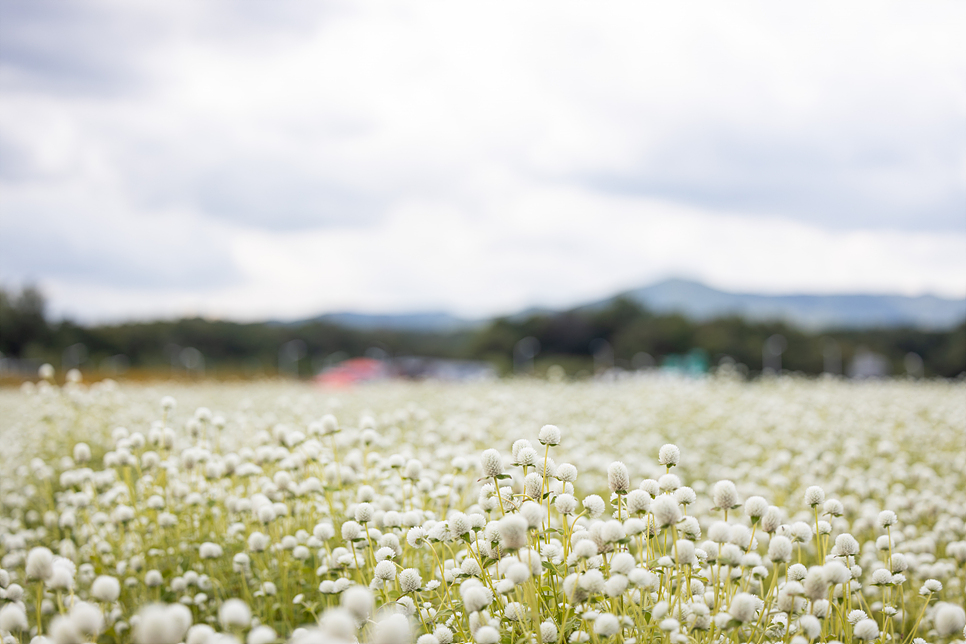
(290, 279), (966, 332)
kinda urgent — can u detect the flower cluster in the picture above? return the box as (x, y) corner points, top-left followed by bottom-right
(0, 373), (964, 644)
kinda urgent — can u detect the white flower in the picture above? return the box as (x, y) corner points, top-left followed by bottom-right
(934, 604), (966, 637)
(658, 444), (680, 467)
(555, 494), (578, 515)
(247, 625), (276, 644)
(91, 575), (121, 602)
(538, 424), (561, 446)
(651, 496), (681, 528)
(594, 613), (620, 637)
(877, 510), (898, 528)
(853, 618), (879, 640)
(474, 626), (500, 644)
(744, 496), (768, 519)
(768, 535), (793, 563)
(134, 604), (192, 644)
(729, 592), (759, 623)
(399, 568), (422, 593)
(480, 450), (503, 478)
(218, 599), (251, 629)
(0, 604), (28, 632)
(375, 560), (397, 581)
(556, 463), (578, 482)
(497, 515), (529, 550)
(199, 543), (223, 559)
(341, 586), (374, 621)
(804, 486), (825, 507)
(582, 495), (606, 519)
(607, 461), (630, 493)
(712, 480), (738, 510)
(69, 601), (104, 637)
(26, 547), (54, 580)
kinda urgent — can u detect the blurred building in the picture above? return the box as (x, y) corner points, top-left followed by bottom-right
(315, 356), (496, 386)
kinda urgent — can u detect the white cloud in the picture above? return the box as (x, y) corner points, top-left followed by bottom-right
(1, 0), (964, 321)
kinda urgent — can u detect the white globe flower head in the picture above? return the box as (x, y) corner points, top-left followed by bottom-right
(341, 586), (374, 622)
(799, 614), (821, 640)
(712, 480), (738, 511)
(823, 499), (844, 517)
(583, 495), (606, 519)
(877, 510), (897, 529)
(674, 486), (696, 506)
(934, 603), (966, 637)
(355, 503), (375, 524)
(199, 543), (223, 559)
(73, 442), (92, 463)
(0, 604), (28, 633)
(627, 489), (651, 515)
(658, 473), (681, 493)
(375, 560), (397, 581)
(761, 506), (783, 533)
(555, 494), (578, 515)
(218, 599), (252, 630)
(399, 568), (422, 593)
(556, 462), (578, 483)
(247, 625), (277, 644)
(658, 444), (680, 467)
(789, 521), (813, 543)
(804, 486), (825, 507)
(319, 607), (357, 642)
(768, 535), (793, 563)
(69, 601), (104, 637)
(889, 553), (908, 573)
(538, 424), (562, 446)
(474, 626), (500, 644)
(847, 610), (868, 625)
(134, 603), (192, 644)
(26, 546), (54, 580)
(49, 615), (81, 644)
(853, 619), (880, 640)
(39, 363), (55, 380)
(594, 613), (620, 637)
(835, 533), (860, 556)
(607, 461), (630, 493)
(498, 515), (529, 550)
(729, 592), (759, 623)
(91, 575), (121, 602)
(434, 626), (454, 644)
(480, 449), (503, 478)
(744, 496), (768, 520)
(659, 618), (679, 632)
(651, 496), (682, 528)
(540, 621), (558, 642)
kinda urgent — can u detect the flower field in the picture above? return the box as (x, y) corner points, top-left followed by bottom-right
(1, 374), (964, 644)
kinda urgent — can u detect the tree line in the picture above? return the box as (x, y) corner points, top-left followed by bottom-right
(2, 286), (963, 378)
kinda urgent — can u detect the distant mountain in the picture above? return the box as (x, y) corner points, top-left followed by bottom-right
(290, 279), (965, 332)
(302, 311), (480, 332)
(609, 279), (966, 330)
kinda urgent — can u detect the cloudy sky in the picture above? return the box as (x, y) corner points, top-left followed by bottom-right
(1, 0), (964, 322)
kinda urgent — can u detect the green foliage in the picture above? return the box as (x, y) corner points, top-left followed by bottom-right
(0, 285), (50, 357)
(1, 286), (963, 377)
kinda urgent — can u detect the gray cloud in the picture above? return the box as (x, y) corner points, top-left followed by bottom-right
(582, 120), (966, 232)
(0, 200), (241, 290)
(0, 1), (154, 96)
(1, 1), (964, 320)
(0, 0), (340, 96)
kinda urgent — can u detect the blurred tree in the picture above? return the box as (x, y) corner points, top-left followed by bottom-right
(2, 285), (963, 378)
(0, 285), (50, 357)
